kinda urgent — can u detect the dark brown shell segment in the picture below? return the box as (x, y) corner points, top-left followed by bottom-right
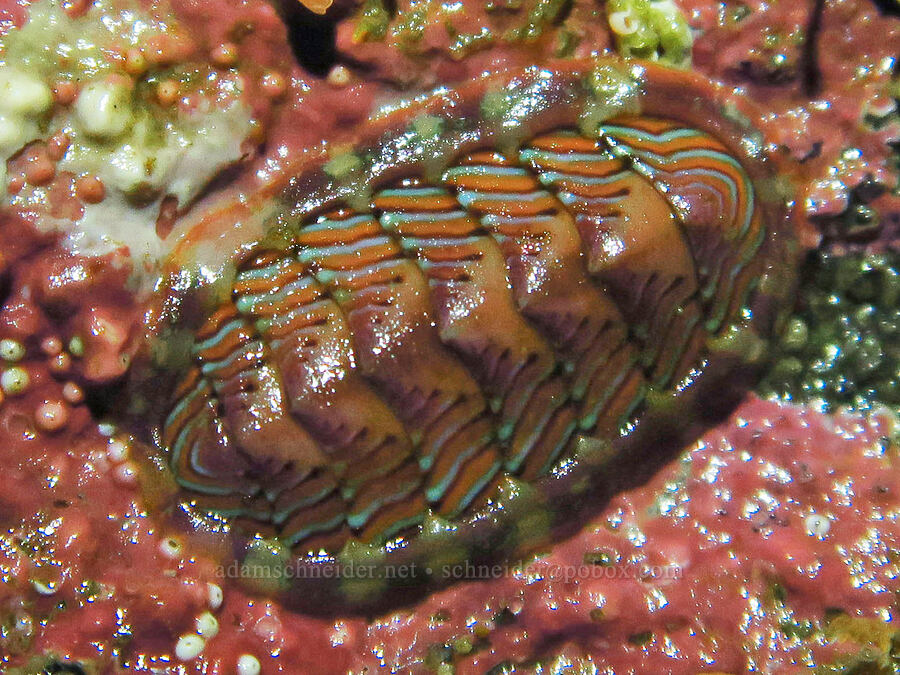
(153, 59), (798, 613)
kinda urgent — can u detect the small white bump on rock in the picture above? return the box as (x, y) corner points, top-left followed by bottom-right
(207, 582), (223, 610)
(1, 366), (29, 395)
(174, 633), (205, 661)
(106, 437), (130, 463)
(32, 579), (58, 595)
(195, 611), (219, 638)
(237, 654), (261, 675)
(158, 536), (182, 559)
(0, 338), (25, 362)
(805, 513), (831, 538)
(97, 420), (116, 436)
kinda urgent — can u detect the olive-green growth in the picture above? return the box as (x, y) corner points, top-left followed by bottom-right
(606, 0), (693, 67)
(760, 251), (900, 420)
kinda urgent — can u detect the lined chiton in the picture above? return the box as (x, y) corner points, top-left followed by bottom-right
(150, 60), (799, 611)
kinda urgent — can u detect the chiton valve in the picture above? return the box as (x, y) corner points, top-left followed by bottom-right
(156, 60), (798, 611)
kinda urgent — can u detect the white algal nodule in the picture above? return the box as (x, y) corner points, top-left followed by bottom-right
(159, 536), (183, 558)
(106, 437), (130, 463)
(31, 579), (58, 595)
(207, 582), (224, 610)
(0, 338), (26, 362)
(237, 654), (262, 675)
(805, 513), (831, 538)
(175, 633), (205, 661)
(195, 611), (219, 638)
(1, 367), (30, 396)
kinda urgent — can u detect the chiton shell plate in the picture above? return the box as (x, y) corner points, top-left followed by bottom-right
(141, 60), (799, 612)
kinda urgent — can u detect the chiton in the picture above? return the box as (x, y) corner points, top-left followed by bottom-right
(147, 60), (799, 612)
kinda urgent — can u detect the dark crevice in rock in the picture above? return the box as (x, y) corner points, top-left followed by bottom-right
(802, 0), (826, 97)
(872, 0), (900, 17)
(281, 2), (339, 77)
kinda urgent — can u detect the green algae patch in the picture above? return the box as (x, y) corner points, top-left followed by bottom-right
(352, 0), (391, 43)
(760, 251), (900, 420)
(606, 0), (693, 68)
(707, 323), (768, 364)
(503, 0), (573, 43)
(580, 62), (644, 137)
(237, 538), (293, 594)
(324, 150), (365, 180)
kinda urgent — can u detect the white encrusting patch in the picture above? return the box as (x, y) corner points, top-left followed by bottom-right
(0, 0), (254, 269)
(0, 67), (52, 188)
(73, 81), (133, 139)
